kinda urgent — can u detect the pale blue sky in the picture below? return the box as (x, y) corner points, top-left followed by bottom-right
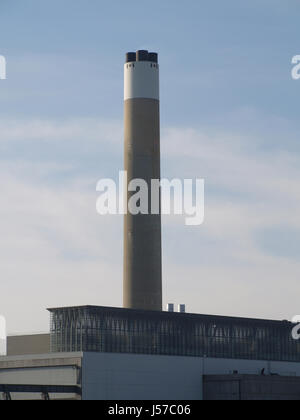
(0, 1), (299, 333)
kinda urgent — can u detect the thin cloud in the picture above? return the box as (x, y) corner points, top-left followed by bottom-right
(0, 118), (299, 332)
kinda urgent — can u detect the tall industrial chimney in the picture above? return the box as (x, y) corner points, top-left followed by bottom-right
(123, 50), (163, 311)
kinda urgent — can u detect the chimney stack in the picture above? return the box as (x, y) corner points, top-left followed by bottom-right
(123, 50), (162, 311)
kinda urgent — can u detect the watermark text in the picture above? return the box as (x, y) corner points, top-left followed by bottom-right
(0, 55), (6, 80)
(0, 316), (6, 356)
(292, 316), (300, 340)
(96, 171), (205, 226)
(292, 55), (300, 80)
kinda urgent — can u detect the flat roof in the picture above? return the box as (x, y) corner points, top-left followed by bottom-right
(47, 305), (293, 327)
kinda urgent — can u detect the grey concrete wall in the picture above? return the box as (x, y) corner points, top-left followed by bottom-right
(0, 338), (6, 356)
(0, 365), (78, 399)
(7, 334), (50, 356)
(201, 357), (300, 377)
(1, 351), (300, 400)
(82, 353), (300, 400)
(204, 375), (300, 400)
(124, 98), (162, 312)
(82, 352), (203, 400)
(0, 353), (82, 400)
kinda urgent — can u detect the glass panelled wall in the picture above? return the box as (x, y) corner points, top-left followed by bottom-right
(49, 306), (300, 363)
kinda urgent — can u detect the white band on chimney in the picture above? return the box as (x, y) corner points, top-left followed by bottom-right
(124, 61), (159, 101)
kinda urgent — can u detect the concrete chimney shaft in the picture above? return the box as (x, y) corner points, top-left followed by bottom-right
(123, 51), (162, 311)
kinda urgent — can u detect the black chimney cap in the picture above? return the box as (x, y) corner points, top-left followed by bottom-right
(125, 50), (158, 64)
(148, 52), (158, 63)
(126, 52), (136, 63)
(136, 50), (149, 61)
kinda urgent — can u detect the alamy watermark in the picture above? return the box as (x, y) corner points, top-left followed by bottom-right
(292, 316), (300, 340)
(96, 171), (205, 226)
(0, 316), (6, 356)
(0, 55), (6, 80)
(292, 55), (300, 80)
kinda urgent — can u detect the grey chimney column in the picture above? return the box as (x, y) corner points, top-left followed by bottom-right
(123, 50), (162, 311)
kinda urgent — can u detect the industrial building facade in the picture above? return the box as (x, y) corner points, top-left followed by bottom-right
(1, 50), (300, 400)
(49, 306), (300, 363)
(1, 305), (300, 400)
(2, 350), (300, 400)
(0, 305), (285, 400)
(0, 306), (276, 401)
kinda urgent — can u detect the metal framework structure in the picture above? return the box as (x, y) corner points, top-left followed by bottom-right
(48, 306), (300, 363)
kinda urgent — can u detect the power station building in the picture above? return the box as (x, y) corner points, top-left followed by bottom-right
(1, 51), (300, 400)
(48, 306), (300, 363)
(1, 307), (300, 400)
